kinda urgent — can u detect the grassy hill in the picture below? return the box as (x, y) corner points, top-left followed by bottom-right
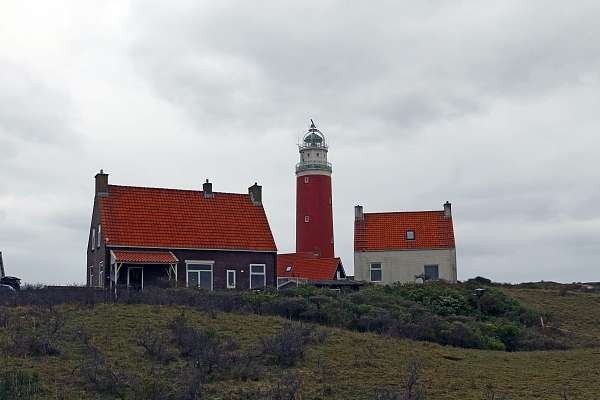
(1, 286), (599, 399)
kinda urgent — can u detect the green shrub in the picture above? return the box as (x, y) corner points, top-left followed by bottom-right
(0, 370), (40, 400)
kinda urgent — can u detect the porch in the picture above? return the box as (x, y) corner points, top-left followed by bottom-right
(109, 250), (178, 296)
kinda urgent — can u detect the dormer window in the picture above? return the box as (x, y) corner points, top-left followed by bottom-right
(406, 230), (415, 240)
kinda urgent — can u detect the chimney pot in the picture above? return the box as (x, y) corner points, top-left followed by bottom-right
(354, 205), (364, 221)
(203, 179), (213, 198)
(95, 170), (109, 196)
(248, 182), (262, 206)
(443, 201), (452, 218)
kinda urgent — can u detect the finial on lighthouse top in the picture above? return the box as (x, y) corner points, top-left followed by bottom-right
(302, 119), (327, 149)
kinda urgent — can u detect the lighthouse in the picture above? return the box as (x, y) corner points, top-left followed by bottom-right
(295, 120), (334, 258)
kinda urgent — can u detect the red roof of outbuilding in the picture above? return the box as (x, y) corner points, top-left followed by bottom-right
(98, 185), (277, 252)
(277, 253), (343, 281)
(354, 211), (455, 251)
(112, 250), (178, 264)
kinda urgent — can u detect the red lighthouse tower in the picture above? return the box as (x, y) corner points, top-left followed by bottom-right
(295, 120), (334, 258)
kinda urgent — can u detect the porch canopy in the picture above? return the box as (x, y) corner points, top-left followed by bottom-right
(109, 250), (178, 293)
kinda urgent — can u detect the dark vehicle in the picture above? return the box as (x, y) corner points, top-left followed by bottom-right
(0, 276), (21, 291)
(0, 284), (16, 294)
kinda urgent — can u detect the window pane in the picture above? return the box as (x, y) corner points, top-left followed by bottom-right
(188, 271), (198, 287)
(199, 270), (212, 290)
(371, 263), (381, 270)
(251, 265), (265, 274)
(424, 265), (439, 280)
(406, 230), (415, 240)
(228, 271), (235, 287)
(188, 264), (212, 271)
(251, 274), (265, 289)
(370, 269), (382, 282)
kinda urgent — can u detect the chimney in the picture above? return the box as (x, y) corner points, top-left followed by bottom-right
(95, 169), (109, 196)
(443, 201), (452, 218)
(354, 205), (364, 221)
(248, 182), (262, 206)
(203, 179), (213, 198)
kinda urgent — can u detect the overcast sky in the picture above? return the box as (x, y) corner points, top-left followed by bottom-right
(1, 1), (599, 285)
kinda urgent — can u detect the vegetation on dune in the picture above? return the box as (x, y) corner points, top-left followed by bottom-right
(1, 281), (599, 398)
(1, 281), (570, 352)
(0, 300), (598, 399)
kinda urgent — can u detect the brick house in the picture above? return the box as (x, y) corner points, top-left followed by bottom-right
(87, 171), (277, 292)
(276, 252), (346, 288)
(353, 202), (457, 284)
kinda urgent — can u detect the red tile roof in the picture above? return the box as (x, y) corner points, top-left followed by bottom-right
(98, 185), (277, 252)
(354, 211), (455, 251)
(277, 252), (343, 281)
(112, 250), (178, 264)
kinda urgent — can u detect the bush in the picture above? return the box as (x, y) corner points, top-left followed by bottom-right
(136, 325), (175, 364)
(169, 313), (242, 380)
(0, 370), (40, 400)
(260, 322), (326, 367)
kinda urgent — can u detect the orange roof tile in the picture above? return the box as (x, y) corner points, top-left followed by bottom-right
(112, 250), (178, 264)
(354, 211), (455, 251)
(277, 252), (343, 281)
(99, 185), (277, 252)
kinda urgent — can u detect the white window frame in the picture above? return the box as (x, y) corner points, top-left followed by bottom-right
(249, 263), (266, 289)
(91, 229), (95, 252)
(97, 225), (102, 248)
(304, 215), (310, 223)
(186, 260), (214, 291)
(99, 261), (104, 288)
(370, 263), (382, 282)
(226, 269), (236, 289)
(127, 266), (144, 290)
(88, 265), (93, 287)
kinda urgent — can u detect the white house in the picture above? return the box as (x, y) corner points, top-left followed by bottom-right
(353, 202), (457, 284)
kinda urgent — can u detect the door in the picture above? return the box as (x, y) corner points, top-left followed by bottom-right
(187, 263), (213, 290)
(128, 267), (143, 290)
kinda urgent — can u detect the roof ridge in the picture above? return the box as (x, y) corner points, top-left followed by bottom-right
(107, 184), (249, 197)
(365, 210), (444, 215)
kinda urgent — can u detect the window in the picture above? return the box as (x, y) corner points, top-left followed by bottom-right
(97, 225), (102, 248)
(250, 264), (266, 289)
(91, 229), (95, 251)
(226, 270), (236, 289)
(304, 215), (310, 223)
(304, 176), (309, 184)
(406, 230), (415, 240)
(285, 265), (292, 272)
(370, 263), (382, 282)
(99, 262), (104, 288)
(424, 265), (439, 281)
(187, 262), (213, 290)
(88, 266), (93, 287)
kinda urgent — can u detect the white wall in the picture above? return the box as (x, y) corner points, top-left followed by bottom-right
(354, 248), (457, 284)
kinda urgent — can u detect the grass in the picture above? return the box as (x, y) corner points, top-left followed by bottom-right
(505, 288), (600, 348)
(1, 291), (600, 399)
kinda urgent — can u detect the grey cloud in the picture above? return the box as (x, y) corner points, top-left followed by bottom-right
(1, 0), (600, 284)
(0, 60), (73, 144)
